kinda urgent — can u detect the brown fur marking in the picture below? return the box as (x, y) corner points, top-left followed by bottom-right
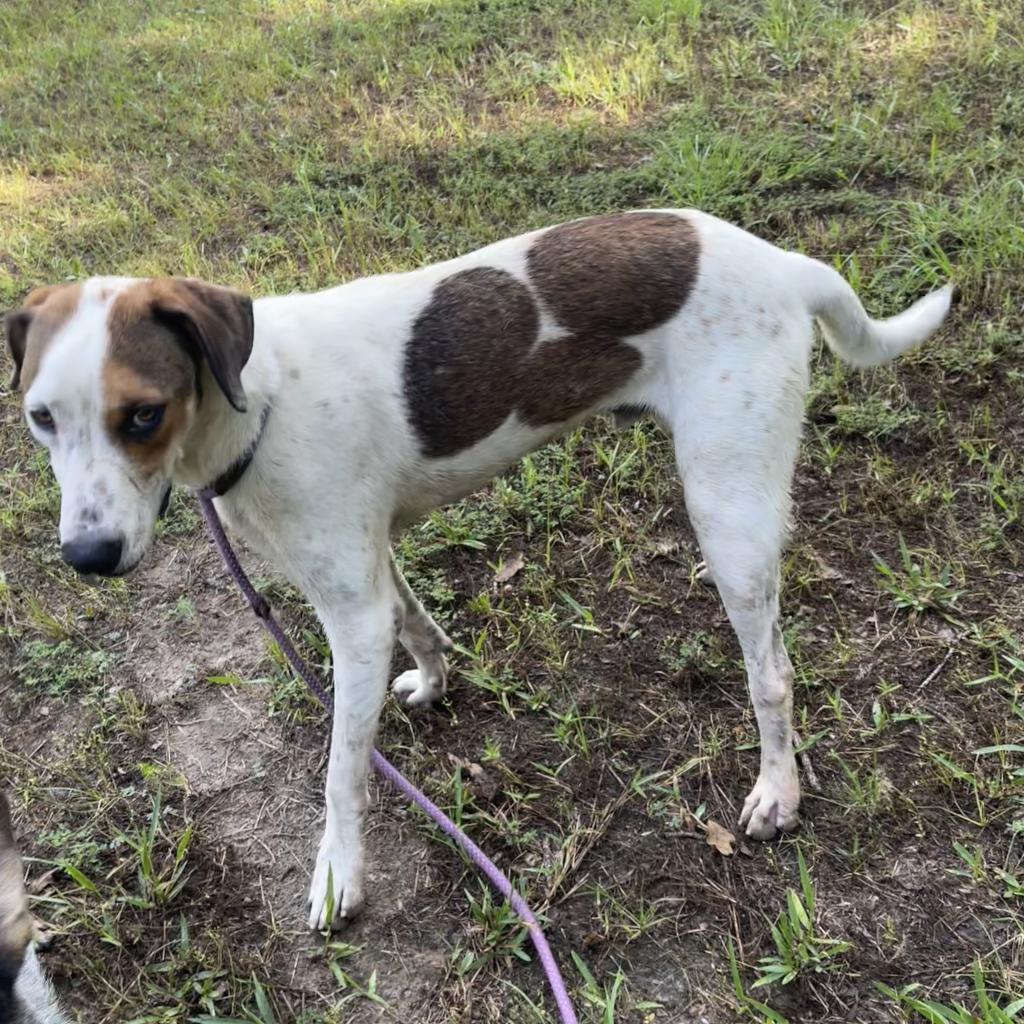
(404, 213), (700, 457)
(104, 283), (198, 478)
(107, 284), (198, 395)
(526, 211), (700, 340)
(404, 268), (539, 458)
(5, 283), (83, 391)
(519, 334), (641, 426)
(135, 277), (254, 412)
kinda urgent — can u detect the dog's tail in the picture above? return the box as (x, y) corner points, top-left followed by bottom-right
(799, 257), (954, 367)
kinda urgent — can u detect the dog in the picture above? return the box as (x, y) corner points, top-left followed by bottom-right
(5, 209), (952, 929)
(0, 792), (66, 1023)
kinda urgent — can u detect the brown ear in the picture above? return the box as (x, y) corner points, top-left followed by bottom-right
(4, 310), (31, 390)
(4, 285), (61, 391)
(150, 279), (254, 413)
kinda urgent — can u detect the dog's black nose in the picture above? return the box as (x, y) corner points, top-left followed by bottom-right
(60, 535), (124, 577)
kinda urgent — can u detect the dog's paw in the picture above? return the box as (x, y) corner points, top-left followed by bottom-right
(392, 668), (445, 707)
(739, 772), (800, 840)
(307, 834), (364, 930)
(695, 560), (716, 588)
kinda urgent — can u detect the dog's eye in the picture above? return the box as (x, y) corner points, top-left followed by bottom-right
(124, 404), (165, 436)
(30, 407), (55, 432)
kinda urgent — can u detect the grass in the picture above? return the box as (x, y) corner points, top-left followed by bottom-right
(1, 0), (1023, 1022)
(878, 962), (1024, 1024)
(751, 848), (852, 990)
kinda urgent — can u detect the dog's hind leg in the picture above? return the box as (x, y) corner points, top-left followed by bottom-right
(670, 345), (808, 839)
(677, 453), (801, 838)
(390, 557), (452, 706)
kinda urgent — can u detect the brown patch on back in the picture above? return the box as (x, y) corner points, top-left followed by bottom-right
(404, 212), (699, 457)
(519, 334), (642, 426)
(404, 268), (539, 458)
(5, 282), (82, 391)
(104, 283), (198, 477)
(526, 211), (700, 339)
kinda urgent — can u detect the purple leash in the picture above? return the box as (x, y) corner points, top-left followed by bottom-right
(196, 489), (579, 1024)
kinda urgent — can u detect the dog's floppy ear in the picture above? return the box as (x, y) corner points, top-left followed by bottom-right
(150, 279), (254, 413)
(4, 285), (61, 391)
(4, 310), (31, 390)
(0, 791), (32, 986)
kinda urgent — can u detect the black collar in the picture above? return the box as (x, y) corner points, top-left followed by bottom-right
(200, 404), (271, 498)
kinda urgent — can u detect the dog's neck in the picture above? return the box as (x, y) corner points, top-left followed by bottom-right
(172, 321), (279, 492)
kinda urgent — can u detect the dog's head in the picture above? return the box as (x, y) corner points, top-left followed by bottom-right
(0, 791), (33, 1006)
(5, 277), (253, 576)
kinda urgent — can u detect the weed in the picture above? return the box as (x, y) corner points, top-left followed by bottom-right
(832, 754), (894, 817)
(752, 849), (852, 989)
(878, 961), (1024, 1023)
(590, 884), (666, 943)
(830, 395), (921, 441)
(454, 884), (531, 976)
(16, 638), (110, 696)
(323, 942), (389, 1011)
(119, 792), (193, 910)
(660, 629), (729, 677)
(571, 951), (661, 1021)
(193, 975), (280, 1024)
(874, 535), (964, 619)
(261, 632), (329, 725)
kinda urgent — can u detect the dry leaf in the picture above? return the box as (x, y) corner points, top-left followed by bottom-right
(446, 755), (500, 801)
(493, 552), (525, 585)
(705, 820), (736, 856)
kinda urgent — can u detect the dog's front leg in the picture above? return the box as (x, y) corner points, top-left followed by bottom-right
(308, 583), (398, 930)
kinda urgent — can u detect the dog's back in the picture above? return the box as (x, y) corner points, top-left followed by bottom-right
(0, 793), (65, 1024)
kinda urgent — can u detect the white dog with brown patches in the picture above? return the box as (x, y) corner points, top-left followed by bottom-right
(6, 210), (952, 930)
